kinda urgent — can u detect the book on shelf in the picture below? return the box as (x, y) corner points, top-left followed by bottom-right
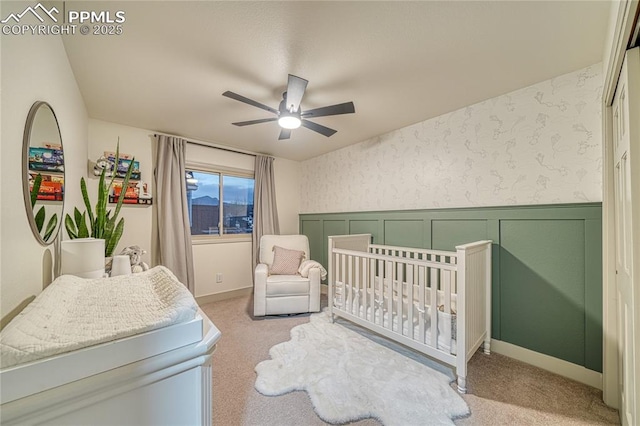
(110, 181), (152, 205)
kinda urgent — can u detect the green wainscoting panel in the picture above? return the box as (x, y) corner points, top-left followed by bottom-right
(323, 220), (347, 267)
(301, 220), (323, 263)
(349, 220), (380, 243)
(500, 219), (586, 366)
(384, 220), (424, 248)
(584, 219), (603, 372)
(323, 220), (347, 237)
(299, 203), (603, 372)
(431, 220), (488, 251)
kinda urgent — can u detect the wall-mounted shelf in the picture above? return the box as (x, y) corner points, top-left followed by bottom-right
(87, 160), (141, 181)
(109, 196), (152, 205)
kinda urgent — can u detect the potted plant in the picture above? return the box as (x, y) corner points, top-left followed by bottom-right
(64, 144), (135, 258)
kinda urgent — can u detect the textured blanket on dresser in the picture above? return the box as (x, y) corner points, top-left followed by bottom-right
(0, 266), (197, 369)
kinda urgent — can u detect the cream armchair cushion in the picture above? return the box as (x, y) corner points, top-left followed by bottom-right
(254, 235), (321, 317)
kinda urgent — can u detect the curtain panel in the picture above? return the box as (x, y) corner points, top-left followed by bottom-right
(252, 155), (280, 269)
(154, 135), (195, 293)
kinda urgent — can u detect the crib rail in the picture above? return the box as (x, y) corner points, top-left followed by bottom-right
(369, 244), (458, 266)
(328, 234), (492, 393)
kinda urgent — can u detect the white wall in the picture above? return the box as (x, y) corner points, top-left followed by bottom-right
(300, 64), (603, 213)
(1, 5), (88, 316)
(274, 157), (301, 234)
(86, 119), (154, 265)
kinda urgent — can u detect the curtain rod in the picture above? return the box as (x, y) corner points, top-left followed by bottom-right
(152, 131), (272, 159)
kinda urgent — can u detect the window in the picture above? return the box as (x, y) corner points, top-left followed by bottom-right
(186, 169), (254, 238)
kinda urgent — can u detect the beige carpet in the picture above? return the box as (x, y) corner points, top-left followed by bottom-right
(199, 293), (619, 425)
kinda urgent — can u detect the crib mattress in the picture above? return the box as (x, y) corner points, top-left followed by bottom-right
(0, 266), (198, 369)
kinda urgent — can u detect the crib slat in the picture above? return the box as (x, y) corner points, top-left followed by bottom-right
(407, 264), (414, 339)
(349, 255), (355, 315)
(377, 259), (384, 326)
(430, 268), (438, 348)
(335, 252), (340, 308)
(356, 255), (361, 318)
(361, 257), (367, 320)
(340, 254), (347, 309)
(443, 269), (452, 349)
(369, 258), (375, 323)
(444, 269), (452, 314)
(333, 252), (338, 308)
(418, 266), (426, 343)
(397, 261), (404, 336)
(386, 261), (393, 331)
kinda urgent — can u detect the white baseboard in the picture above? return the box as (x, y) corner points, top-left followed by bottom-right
(196, 287), (253, 306)
(490, 339), (602, 390)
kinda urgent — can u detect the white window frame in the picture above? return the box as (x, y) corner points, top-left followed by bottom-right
(186, 161), (254, 244)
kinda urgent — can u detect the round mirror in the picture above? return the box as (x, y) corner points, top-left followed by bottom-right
(22, 101), (65, 245)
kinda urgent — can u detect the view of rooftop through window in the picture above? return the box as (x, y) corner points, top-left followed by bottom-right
(186, 170), (254, 236)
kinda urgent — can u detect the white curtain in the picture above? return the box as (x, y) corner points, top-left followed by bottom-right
(154, 135), (195, 293)
(252, 155), (280, 269)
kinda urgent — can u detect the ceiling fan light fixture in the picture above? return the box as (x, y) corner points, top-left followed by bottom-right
(278, 114), (301, 129)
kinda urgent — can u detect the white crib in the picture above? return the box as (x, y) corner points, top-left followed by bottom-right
(328, 234), (492, 393)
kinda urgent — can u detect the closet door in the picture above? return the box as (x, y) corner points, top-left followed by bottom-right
(612, 47), (639, 426)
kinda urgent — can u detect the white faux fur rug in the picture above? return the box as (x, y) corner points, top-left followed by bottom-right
(255, 311), (469, 425)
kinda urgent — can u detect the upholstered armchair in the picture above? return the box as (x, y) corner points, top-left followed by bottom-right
(254, 235), (321, 317)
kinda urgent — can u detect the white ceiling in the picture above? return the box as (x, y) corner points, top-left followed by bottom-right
(62, 1), (611, 161)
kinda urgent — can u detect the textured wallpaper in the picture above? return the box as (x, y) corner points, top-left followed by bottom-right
(300, 64), (603, 214)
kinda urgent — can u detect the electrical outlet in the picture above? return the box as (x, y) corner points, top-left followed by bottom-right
(216, 273), (223, 283)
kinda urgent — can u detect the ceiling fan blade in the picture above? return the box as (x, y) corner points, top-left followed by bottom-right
(232, 117), (278, 126)
(278, 129), (291, 140)
(284, 74), (308, 112)
(302, 101), (355, 118)
(223, 91), (278, 114)
(301, 119), (337, 137)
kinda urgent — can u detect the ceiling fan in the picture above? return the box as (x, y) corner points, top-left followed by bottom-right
(222, 74), (355, 140)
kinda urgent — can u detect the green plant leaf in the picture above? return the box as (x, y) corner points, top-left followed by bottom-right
(73, 207), (83, 227)
(105, 218), (125, 258)
(111, 155), (135, 224)
(30, 173), (42, 208)
(43, 213), (58, 241)
(34, 206), (45, 232)
(95, 168), (106, 238)
(67, 207), (90, 239)
(65, 213), (78, 239)
(103, 216), (115, 251)
(80, 177), (94, 236)
(78, 212), (89, 238)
